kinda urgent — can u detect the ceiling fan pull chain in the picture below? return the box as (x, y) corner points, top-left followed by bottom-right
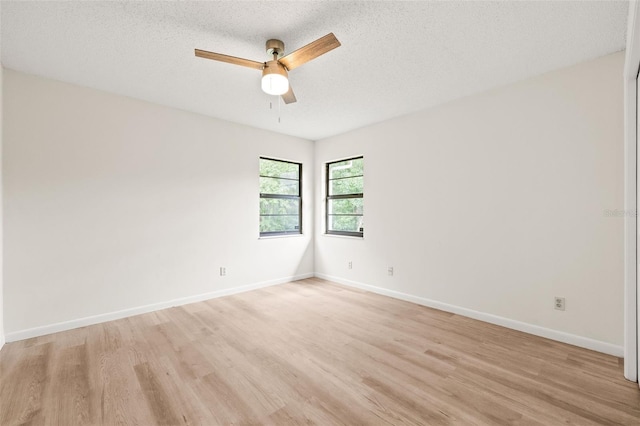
(278, 95), (281, 123)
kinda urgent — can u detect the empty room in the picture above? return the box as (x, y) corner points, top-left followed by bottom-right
(1, 0), (640, 424)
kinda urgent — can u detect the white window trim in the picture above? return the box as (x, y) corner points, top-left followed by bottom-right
(623, 0), (639, 383)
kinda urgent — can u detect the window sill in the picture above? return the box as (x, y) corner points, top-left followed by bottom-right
(259, 233), (305, 240)
(322, 233), (364, 240)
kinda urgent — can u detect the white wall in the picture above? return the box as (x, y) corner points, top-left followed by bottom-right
(0, 0), (4, 350)
(315, 52), (625, 352)
(3, 70), (314, 337)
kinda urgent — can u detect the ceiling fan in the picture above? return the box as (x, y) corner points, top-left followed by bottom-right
(195, 33), (341, 104)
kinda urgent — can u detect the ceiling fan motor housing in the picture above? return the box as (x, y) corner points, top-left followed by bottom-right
(263, 61), (288, 78)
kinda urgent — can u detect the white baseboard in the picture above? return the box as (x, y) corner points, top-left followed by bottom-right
(0, 333), (5, 352)
(5, 273), (313, 343)
(315, 273), (623, 357)
(5, 271), (624, 358)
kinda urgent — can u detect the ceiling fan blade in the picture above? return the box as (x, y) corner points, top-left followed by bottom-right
(282, 85), (297, 104)
(279, 33), (341, 71)
(195, 49), (264, 70)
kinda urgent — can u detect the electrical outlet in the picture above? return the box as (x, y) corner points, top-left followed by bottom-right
(388, 266), (394, 276)
(220, 267), (226, 276)
(554, 297), (565, 311)
(348, 261), (353, 269)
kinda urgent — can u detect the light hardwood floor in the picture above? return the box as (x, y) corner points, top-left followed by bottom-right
(1, 278), (639, 425)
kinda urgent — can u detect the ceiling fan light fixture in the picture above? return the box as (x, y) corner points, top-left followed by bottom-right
(261, 60), (289, 96)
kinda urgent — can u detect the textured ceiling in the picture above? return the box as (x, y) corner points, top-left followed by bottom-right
(1, 1), (629, 140)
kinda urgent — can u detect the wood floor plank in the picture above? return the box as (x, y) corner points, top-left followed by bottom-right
(46, 343), (94, 426)
(0, 342), (52, 425)
(134, 362), (182, 426)
(1, 278), (639, 425)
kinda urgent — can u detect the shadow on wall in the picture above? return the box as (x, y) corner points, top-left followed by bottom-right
(294, 239), (314, 278)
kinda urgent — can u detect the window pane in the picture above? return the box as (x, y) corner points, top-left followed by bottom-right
(328, 215), (363, 233)
(260, 177), (299, 196)
(259, 157), (302, 236)
(329, 157), (363, 179)
(328, 198), (363, 215)
(260, 198), (300, 215)
(326, 156), (363, 236)
(260, 215), (300, 233)
(329, 176), (363, 196)
(260, 158), (299, 180)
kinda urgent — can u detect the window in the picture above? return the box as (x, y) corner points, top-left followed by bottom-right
(259, 157), (302, 236)
(326, 156), (363, 237)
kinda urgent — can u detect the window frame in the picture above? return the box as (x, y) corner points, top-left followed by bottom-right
(325, 156), (364, 237)
(259, 157), (302, 237)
